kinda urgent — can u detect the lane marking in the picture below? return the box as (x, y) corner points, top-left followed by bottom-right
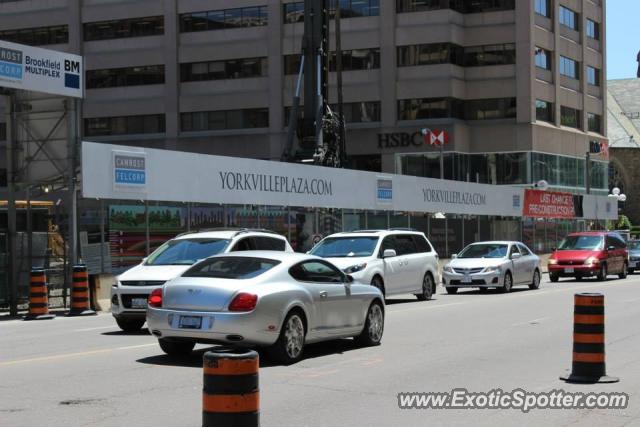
(74, 326), (116, 332)
(0, 343), (157, 367)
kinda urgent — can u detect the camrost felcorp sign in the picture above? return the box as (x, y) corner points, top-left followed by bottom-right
(0, 40), (83, 98)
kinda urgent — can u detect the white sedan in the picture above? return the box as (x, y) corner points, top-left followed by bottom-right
(146, 251), (385, 364)
(442, 241), (541, 294)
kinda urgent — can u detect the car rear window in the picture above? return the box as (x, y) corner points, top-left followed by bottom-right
(182, 257), (280, 279)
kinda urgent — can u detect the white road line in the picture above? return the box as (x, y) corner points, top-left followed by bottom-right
(74, 325), (116, 332)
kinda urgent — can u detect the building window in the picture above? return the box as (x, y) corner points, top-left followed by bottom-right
(397, 43), (514, 67)
(534, 47), (551, 70)
(396, 0), (515, 14)
(588, 113), (602, 133)
(586, 19), (600, 40)
(587, 66), (600, 86)
(536, 100), (553, 122)
(465, 43), (516, 67)
(534, 0), (550, 17)
(0, 25), (68, 46)
(180, 6), (267, 32)
(398, 98), (464, 120)
(84, 16), (164, 41)
(559, 6), (578, 30)
(86, 65), (165, 89)
(398, 43), (464, 67)
(85, 114), (166, 136)
(285, 102), (381, 125)
(284, 1), (380, 23)
(0, 122), (6, 141)
(181, 109), (269, 131)
(465, 98), (517, 120)
(559, 56), (579, 79)
(560, 106), (581, 128)
(285, 49), (380, 74)
(181, 58), (267, 82)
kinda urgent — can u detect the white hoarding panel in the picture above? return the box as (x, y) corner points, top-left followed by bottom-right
(0, 40), (83, 98)
(81, 142), (616, 220)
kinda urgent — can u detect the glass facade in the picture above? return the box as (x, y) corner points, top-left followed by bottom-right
(285, 49), (380, 75)
(534, 0), (550, 17)
(180, 6), (267, 32)
(396, 0), (515, 14)
(85, 114), (166, 136)
(398, 97), (516, 121)
(86, 65), (165, 89)
(180, 109), (269, 132)
(181, 58), (267, 82)
(587, 66), (600, 86)
(398, 151), (608, 193)
(84, 16), (164, 41)
(284, 102), (381, 125)
(559, 6), (578, 30)
(586, 19), (600, 40)
(534, 47), (551, 70)
(559, 56), (579, 79)
(284, 1), (380, 24)
(0, 25), (68, 46)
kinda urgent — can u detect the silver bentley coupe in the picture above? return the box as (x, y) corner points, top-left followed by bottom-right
(146, 251), (385, 364)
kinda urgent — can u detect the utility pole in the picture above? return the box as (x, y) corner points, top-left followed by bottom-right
(5, 92), (18, 316)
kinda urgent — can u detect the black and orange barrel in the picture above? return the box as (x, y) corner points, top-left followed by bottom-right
(24, 268), (55, 321)
(560, 293), (618, 383)
(203, 348), (259, 427)
(68, 265), (96, 316)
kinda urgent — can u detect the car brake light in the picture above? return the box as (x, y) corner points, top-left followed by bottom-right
(148, 288), (163, 308)
(229, 293), (258, 312)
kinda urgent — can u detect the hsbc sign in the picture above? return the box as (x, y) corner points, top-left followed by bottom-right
(377, 130), (450, 150)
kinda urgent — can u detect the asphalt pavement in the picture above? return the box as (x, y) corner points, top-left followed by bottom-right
(1, 274), (640, 427)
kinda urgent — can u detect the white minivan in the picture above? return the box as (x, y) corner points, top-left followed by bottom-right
(309, 230), (439, 300)
(111, 228), (293, 331)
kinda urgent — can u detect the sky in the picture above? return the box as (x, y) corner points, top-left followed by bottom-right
(606, 0), (640, 80)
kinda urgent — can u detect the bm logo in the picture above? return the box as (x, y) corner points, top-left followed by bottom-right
(64, 59), (80, 89)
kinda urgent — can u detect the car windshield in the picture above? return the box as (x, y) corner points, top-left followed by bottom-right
(145, 238), (230, 265)
(458, 244), (508, 259)
(628, 241), (640, 250)
(309, 236), (379, 257)
(182, 257), (280, 279)
(557, 235), (604, 251)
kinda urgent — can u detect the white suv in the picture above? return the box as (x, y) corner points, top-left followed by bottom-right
(309, 229), (439, 300)
(111, 228), (293, 331)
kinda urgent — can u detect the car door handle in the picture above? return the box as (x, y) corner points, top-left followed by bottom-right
(319, 291), (328, 299)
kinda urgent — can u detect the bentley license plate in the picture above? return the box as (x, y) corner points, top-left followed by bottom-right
(179, 316), (202, 329)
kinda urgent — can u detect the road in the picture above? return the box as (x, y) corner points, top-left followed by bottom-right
(1, 275), (640, 427)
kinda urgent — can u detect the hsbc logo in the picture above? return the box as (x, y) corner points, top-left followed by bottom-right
(377, 130), (450, 150)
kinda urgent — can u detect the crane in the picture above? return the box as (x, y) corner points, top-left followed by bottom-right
(281, 0), (345, 168)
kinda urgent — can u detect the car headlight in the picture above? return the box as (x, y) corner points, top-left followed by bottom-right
(443, 265), (453, 273)
(344, 263), (367, 274)
(483, 266), (502, 273)
(548, 259), (558, 265)
(585, 257), (600, 265)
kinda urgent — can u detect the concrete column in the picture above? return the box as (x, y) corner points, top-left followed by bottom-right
(553, 0), (561, 127)
(268, 0), (284, 159)
(379, 0), (396, 128)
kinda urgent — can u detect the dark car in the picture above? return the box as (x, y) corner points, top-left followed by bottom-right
(547, 231), (628, 282)
(628, 240), (640, 274)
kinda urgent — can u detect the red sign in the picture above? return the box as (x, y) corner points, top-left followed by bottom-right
(523, 189), (576, 218)
(424, 130), (449, 146)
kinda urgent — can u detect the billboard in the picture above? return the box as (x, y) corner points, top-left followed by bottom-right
(0, 40), (83, 98)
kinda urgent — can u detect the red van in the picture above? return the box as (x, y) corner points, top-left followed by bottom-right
(547, 231), (628, 282)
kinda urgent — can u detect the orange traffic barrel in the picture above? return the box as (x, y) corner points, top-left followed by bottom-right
(560, 293), (618, 383)
(67, 265), (96, 316)
(24, 269), (55, 321)
(203, 348), (259, 427)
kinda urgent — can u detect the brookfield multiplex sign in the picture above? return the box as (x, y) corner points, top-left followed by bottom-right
(81, 142), (617, 220)
(0, 40), (83, 98)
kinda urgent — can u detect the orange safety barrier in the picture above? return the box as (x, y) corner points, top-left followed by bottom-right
(560, 293), (618, 383)
(67, 265), (96, 316)
(24, 269), (55, 321)
(203, 348), (259, 427)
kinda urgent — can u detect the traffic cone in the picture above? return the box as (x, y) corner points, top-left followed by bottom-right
(67, 265), (96, 316)
(24, 269), (55, 320)
(560, 293), (618, 383)
(203, 348), (259, 427)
